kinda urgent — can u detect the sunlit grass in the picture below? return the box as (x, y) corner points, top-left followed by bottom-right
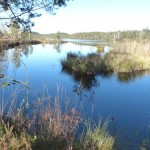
(103, 52), (150, 73)
(61, 50), (150, 75)
(110, 39), (150, 54)
(81, 119), (114, 150)
(0, 122), (32, 149)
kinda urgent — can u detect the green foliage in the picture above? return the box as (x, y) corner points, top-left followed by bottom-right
(61, 52), (103, 75)
(81, 119), (114, 150)
(1, 82), (10, 88)
(0, 123), (32, 150)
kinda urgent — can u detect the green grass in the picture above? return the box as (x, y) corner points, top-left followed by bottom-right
(0, 122), (32, 149)
(81, 119), (114, 150)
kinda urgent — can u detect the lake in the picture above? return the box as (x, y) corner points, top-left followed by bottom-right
(1, 42), (150, 149)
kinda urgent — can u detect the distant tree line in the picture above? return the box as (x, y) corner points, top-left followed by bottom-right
(46, 28), (150, 42)
(1, 25), (150, 43)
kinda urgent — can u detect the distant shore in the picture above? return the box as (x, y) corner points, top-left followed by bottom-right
(0, 39), (66, 50)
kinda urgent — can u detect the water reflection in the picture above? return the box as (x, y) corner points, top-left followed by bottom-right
(0, 45), (33, 87)
(63, 39), (108, 46)
(99, 71), (149, 83)
(11, 45), (33, 68)
(62, 67), (99, 101)
(0, 49), (9, 74)
(117, 71), (150, 83)
(53, 43), (62, 53)
(0, 43), (150, 149)
(62, 67), (150, 100)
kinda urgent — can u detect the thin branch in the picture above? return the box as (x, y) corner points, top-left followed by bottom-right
(0, 3), (52, 20)
(8, 5), (17, 20)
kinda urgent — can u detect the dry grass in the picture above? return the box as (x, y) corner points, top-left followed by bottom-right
(103, 52), (150, 73)
(110, 39), (150, 55)
(0, 85), (115, 150)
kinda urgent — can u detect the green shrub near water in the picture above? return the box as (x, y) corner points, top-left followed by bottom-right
(0, 122), (32, 150)
(61, 52), (103, 75)
(81, 120), (114, 150)
(61, 51), (150, 75)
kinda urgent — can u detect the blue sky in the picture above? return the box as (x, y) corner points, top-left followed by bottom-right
(32, 0), (150, 34)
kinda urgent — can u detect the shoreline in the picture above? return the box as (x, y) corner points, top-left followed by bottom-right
(0, 39), (66, 50)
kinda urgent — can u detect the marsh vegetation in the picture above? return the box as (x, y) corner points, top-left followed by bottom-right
(61, 49), (150, 75)
(0, 87), (114, 150)
(1, 28), (150, 149)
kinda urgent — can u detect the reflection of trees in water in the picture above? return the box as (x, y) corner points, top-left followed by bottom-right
(100, 71), (149, 83)
(0, 50), (10, 87)
(61, 54), (150, 101)
(0, 50), (9, 74)
(62, 66), (100, 101)
(72, 74), (99, 92)
(117, 71), (149, 83)
(12, 45), (33, 68)
(62, 63), (150, 100)
(53, 43), (62, 53)
(99, 71), (113, 79)
(0, 45), (33, 87)
(73, 74), (99, 101)
(22, 45), (33, 57)
(12, 47), (22, 68)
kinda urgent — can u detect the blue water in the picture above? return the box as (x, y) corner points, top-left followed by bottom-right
(1, 43), (150, 149)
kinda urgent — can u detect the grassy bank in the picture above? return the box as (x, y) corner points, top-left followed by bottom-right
(0, 92), (114, 150)
(0, 39), (42, 50)
(103, 52), (150, 73)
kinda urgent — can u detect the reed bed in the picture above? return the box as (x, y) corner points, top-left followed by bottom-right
(110, 39), (150, 55)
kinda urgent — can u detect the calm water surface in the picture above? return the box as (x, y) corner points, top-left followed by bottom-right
(1, 43), (150, 149)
